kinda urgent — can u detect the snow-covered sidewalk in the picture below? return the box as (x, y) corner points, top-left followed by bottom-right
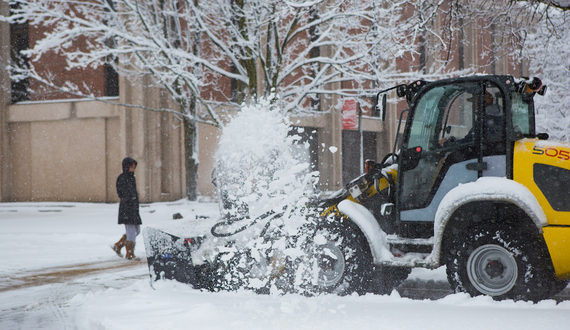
(1, 200), (569, 330)
(0, 200), (218, 275)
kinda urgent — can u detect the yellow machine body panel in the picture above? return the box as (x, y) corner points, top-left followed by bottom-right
(514, 138), (570, 278)
(513, 138), (570, 226)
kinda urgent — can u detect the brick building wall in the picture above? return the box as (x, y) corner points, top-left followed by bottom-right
(0, 1), (528, 202)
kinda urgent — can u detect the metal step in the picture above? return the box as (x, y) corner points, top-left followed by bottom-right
(373, 235), (437, 268)
(379, 257), (433, 268)
(386, 235), (434, 246)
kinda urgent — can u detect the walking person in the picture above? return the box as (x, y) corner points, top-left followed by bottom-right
(112, 157), (142, 260)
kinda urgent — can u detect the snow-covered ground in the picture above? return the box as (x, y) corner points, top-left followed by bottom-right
(1, 200), (569, 330)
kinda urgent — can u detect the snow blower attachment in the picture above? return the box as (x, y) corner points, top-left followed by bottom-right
(142, 207), (290, 292)
(142, 227), (215, 289)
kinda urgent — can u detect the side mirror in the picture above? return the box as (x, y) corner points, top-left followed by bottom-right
(381, 94), (387, 122)
(537, 133), (549, 140)
(376, 94), (387, 122)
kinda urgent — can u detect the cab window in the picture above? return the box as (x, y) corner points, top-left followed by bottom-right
(407, 84), (475, 152)
(511, 92), (533, 137)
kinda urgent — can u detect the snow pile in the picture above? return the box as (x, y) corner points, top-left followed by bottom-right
(73, 279), (570, 330)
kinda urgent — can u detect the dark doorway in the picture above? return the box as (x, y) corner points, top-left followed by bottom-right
(342, 130), (377, 185)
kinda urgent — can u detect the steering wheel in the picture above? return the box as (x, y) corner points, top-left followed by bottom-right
(436, 136), (456, 148)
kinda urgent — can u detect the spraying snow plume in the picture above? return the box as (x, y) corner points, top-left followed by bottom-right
(214, 97), (319, 230)
(209, 98), (322, 292)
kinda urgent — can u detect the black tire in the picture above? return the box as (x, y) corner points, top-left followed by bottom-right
(212, 248), (264, 291)
(369, 266), (411, 295)
(446, 225), (562, 301)
(299, 219), (373, 295)
(550, 278), (570, 297)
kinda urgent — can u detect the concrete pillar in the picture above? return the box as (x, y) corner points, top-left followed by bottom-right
(118, 73), (149, 201)
(141, 75), (161, 202)
(118, 72), (186, 202)
(0, 1), (11, 201)
(318, 45), (343, 191)
(318, 109), (343, 191)
(464, 23), (476, 71)
(384, 93), (400, 157)
(129, 77), (151, 202)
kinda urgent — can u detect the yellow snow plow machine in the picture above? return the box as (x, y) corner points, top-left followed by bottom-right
(144, 75), (570, 301)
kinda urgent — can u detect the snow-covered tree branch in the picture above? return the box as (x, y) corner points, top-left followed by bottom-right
(4, 0), (432, 125)
(5, 0), (569, 121)
(523, 4), (570, 141)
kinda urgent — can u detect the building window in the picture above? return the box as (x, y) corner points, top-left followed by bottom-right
(104, 0), (119, 97)
(104, 63), (119, 97)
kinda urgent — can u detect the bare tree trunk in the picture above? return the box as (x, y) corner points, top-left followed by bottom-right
(184, 114), (198, 200)
(185, 0), (200, 201)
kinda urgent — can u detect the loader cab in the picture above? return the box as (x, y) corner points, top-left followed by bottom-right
(393, 76), (530, 238)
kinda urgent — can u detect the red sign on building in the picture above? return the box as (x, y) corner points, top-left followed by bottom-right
(342, 99), (359, 130)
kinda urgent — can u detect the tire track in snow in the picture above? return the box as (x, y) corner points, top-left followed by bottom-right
(2, 258), (569, 302)
(47, 285), (69, 330)
(1, 258), (147, 292)
(0, 264), (149, 330)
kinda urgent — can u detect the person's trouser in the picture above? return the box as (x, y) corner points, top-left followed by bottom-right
(125, 224), (141, 242)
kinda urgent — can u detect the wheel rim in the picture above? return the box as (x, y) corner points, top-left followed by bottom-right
(467, 244), (518, 296)
(315, 241), (345, 287)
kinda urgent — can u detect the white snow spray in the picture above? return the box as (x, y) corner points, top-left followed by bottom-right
(214, 97), (319, 229)
(211, 97), (321, 292)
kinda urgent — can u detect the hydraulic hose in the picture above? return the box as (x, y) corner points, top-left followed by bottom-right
(210, 209), (282, 238)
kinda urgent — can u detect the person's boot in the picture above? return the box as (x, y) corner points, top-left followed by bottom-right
(125, 240), (137, 260)
(111, 234), (127, 257)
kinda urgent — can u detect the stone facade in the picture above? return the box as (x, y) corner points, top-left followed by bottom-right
(1, 0), (12, 202)
(2, 93), (186, 203)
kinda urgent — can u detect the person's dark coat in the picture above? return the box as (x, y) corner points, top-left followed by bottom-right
(117, 157), (142, 225)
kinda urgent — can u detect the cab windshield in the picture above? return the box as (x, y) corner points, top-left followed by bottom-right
(407, 84), (477, 152)
(511, 92), (534, 138)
